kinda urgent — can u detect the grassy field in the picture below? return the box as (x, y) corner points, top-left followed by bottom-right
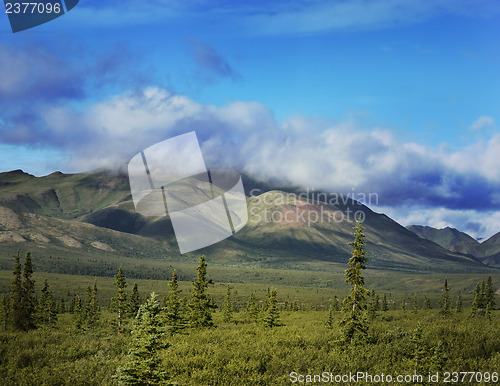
(1, 309), (499, 385)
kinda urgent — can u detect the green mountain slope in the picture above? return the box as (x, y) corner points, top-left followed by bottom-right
(407, 225), (481, 256)
(0, 169), (497, 275)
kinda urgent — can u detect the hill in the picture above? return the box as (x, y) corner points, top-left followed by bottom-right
(407, 225), (481, 256)
(0, 169), (497, 276)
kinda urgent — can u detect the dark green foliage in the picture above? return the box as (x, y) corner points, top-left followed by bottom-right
(79, 282), (100, 330)
(486, 276), (495, 309)
(410, 323), (428, 374)
(21, 252), (36, 330)
(188, 256), (216, 328)
(111, 266), (127, 332)
(326, 305), (334, 328)
(10, 251), (23, 331)
(340, 218), (370, 344)
(73, 295), (83, 329)
(424, 296), (432, 310)
(114, 293), (171, 385)
(222, 284), (233, 323)
(333, 295), (340, 311)
(37, 279), (57, 326)
(1, 293), (9, 331)
(440, 278), (450, 316)
(129, 283), (140, 317)
(163, 270), (186, 335)
(246, 292), (258, 321)
(382, 294), (388, 311)
(456, 294), (463, 313)
(262, 289), (281, 328)
(412, 294), (418, 314)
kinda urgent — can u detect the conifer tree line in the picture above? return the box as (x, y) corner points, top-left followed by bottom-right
(0, 251), (62, 331)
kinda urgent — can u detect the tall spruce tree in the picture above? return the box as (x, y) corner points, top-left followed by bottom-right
(10, 251), (23, 331)
(129, 283), (141, 317)
(189, 256), (216, 328)
(22, 251), (36, 330)
(412, 294), (419, 314)
(73, 295), (84, 329)
(339, 217), (369, 344)
(222, 284), (234, 323)
(262, 289), (281, 328)
(163, 270), (186, 335)
(326, 305), (334, 328)
(37, 279), (57, 326)
(111, 266), (127, 332)
(439, 278), (450, 316)
(114, 293), (171, 385)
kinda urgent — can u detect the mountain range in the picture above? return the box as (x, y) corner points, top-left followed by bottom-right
(0, 169), (498, 277)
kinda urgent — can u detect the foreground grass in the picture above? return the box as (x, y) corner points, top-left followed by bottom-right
(1, 310), (499, 385)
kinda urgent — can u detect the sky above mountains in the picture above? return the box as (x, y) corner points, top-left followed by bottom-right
(0, 0), (499, 239)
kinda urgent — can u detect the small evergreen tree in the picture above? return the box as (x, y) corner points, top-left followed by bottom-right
(37, 279), (57, 326)
(382, 294), (389, 311)
(10, 251), (23, 331)
(246, 292), (259, 321)
(326, 305), (334, 328)
(485, 276), (495, 310)
(340, 217), (369, 344)
(111, 266), (127, 333)
(21, 251), (36, 330)
(73, 295), (84, 329)
(471, 282), (485, 317)
(1, 294), (9, 331)
(129, 283), (141, 317)
(163, 270), (186, 335)
(333, 296), (340, 311)
(423, 296), (432, 310)
(189, 256), (216, 328)
(412, 294), (419, 314)
(222, 284), (233, 323)
(58, 297), (66, 314)
(411, 323), (428, 376)
(456, 295), (463, 313)
(114, 293), (171, 385)
(439, 278), (450, 316)
(262, 289), (281, 328)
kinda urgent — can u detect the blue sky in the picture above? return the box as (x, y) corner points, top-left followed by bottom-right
(0, 0), (499, 239)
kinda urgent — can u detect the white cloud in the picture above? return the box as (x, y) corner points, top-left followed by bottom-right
(470, 115), (495, 131)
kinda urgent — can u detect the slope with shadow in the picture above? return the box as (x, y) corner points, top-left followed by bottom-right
(407, 225), (481, 256)
(0, 169), (495, 274)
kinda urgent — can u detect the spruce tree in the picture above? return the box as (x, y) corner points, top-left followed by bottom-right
(340, 217), (369, 344)
(129, 283), (141, 317)
(424, 296), (432, 310)
(412, 294), (419, 314)
(88, 281), (100, 329)
(73, 295), (84, 329)
(37, 279), (57, 326)
(114, 293), (171, 385)
(1, 294), (9, 331)
(189, 256), (216, 328)
(262, 289), (281, 328)
(485, 276), (495, 310)
(333, 296), (340, 311)
(382, 294), (389, 312)
(10, 251), (23, 331)
(246, 292), (259, 321)
(326, 305), (334, 328)
(456, 295), (463, 313)
(439, 278), (450, 316)
(222, 284), (233, 323)
(111, 266), (127, 332)
(21, 251), (36, 330)
(163, 270), (186, 335)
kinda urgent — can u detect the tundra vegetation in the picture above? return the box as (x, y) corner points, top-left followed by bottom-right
(0, 223), (499, 385)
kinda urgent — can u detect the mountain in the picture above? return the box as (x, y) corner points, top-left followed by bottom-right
(0, 169), (497, 276)
(407, 225), (481, 256)
(476, 232), (500, 268)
